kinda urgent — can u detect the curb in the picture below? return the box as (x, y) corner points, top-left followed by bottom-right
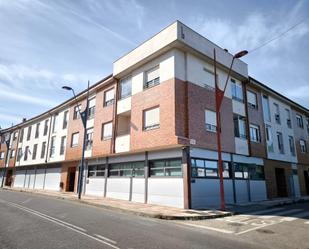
(1, 188), (232, 220)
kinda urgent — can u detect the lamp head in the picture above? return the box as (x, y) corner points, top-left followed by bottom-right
(234, 50), (248, 59)
(62, 86), (72, 91)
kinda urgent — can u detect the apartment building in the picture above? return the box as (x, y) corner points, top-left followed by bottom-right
(0, 21), (308, 209)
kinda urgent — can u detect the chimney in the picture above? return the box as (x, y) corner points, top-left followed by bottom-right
(224, 48), (229, 52)
(22, 118), (27, 122)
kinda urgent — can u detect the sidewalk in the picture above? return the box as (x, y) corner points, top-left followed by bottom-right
(227, 196), (309, 214)
(2, 187), (231, 220)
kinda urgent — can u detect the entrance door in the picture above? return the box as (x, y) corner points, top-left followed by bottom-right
(67, 167), (76, 192)
(5, 170), (13, 187)
(304, 171), (309, 195)
(275, 168), (288, 197)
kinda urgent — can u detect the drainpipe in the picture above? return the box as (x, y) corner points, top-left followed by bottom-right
(243, 80), (252, 156)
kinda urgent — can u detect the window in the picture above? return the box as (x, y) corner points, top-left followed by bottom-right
(0, 152), (4, 160)
(32, 144), (38, 160)
(35, 123), (40, 138)
(24, 146), (29, 161)
(19, 129), (24, 142)
(289, 136), (296, 156)
(250, 124), (261, 143)
(120, 76), (132, 99)
(300, 139), (307, 153)
(73, 105), (81, 120)
(296, 114), (304, 128)
(50, 136), (56, 158)
(13, 132), (18, 141)
(306, 117), (309, 134)
(102, 122), (113, 140)
(249, 165), (265, 180)
(265, 125), (274, 152)
(234, 163), (249, 179)
(191, 159), (231, 178)
(144, 66), (160, 89)
(60, 136), (66, 155)
(109, 161), (144, 177)
(286, 109), (292, 128)
(205, 110), (217, 132)
(104, 89), (114, 107)
(43, 119), (49, 136)
(247, 90), (257, 109)
(143, 107), (160, 130)
(17, 148), (22, 162)
(10, 149), (15, 158)
(262, 95), (271, 122)
(150, 159), (182, 177)
(86, 128), (93, 150)
(71, 132), (79, 147)
(27, 126), (32, 141)
(274, 103), (280, 124)
(52, 114), (58, 133)
(233, 115), (246, 139)
(63, 110), (69, 129)
(41, 142), (46, 159)
(88, 164), (106, 178)
(231, 79), (243, 102)
(277, 132), (284, 154)
(87, 98), (96, 119)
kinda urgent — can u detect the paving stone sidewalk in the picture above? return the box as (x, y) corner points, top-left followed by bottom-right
(2, 187), (231, 220)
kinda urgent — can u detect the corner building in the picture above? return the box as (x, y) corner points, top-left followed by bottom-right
(0, 21), (308, 209)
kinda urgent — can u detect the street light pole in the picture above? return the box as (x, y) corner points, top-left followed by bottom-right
(214, 48), (248, 211)
(62, 81), (90, 199)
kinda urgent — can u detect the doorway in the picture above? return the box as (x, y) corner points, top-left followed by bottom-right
(304, 170), (309, 195)
(275, 168), (288, 197)
(5, 169), (13, 187)
(67, 167), (76, 192)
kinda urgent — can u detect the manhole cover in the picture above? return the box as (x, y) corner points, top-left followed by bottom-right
(256, 229), (275, 234)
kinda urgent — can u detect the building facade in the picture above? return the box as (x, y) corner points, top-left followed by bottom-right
(0, 21), (308, 209)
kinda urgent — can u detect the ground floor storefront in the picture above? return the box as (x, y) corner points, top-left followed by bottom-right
(12, 147), (309, 209)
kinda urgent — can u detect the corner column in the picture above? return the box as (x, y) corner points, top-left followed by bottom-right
(182, 146), (191, 209)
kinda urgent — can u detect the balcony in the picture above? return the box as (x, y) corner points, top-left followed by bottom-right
(115, 134), (130, 153)
(117, 97), (131, 115)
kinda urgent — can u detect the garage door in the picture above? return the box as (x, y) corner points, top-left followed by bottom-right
(44, 168), (61, 191)
(25, 169), (36, 189)
(34, 168), (45, 189)
(14, 170), (26, 188)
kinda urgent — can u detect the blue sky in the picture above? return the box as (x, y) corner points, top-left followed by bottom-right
(0, 0), (308, 129)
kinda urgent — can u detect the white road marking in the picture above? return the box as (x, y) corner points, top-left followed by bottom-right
(281, 211), (309, 221)
(262, 209), (303, 219)
(305, 221), (309, 224)
(1, 199), (120, 249)
(21, 198), (33, 204)
(235, 221), (284, 235)
(94, 234), (117, 244)
(176, 222), (234, 234)
(242, 207), (285, 216)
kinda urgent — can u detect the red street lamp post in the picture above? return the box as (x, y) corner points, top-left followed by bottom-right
(213, 48), (248, 211)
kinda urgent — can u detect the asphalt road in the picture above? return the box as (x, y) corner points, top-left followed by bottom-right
(0, 190), (308, 249)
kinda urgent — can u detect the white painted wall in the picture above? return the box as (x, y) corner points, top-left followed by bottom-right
(117, 97), (131, 114)
(14, 170), (26, 188)
(250, 181), (267, 201)
(148, 178), (184, 208)
(131, 178), (145, 203)
(44, 167), (61, 191)
(235, 137), (249, 155)
(34, 168), (45, 189)
(86, 178), (105, 197)
(106, 178), (130, 200)
(264, 95), (298, 163)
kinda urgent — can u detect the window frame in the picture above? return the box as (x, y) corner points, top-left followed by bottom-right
(247, 90), (258, 109)
(144, 66), (160, 90)
(119, 76), (132, 100)
(249, 124), (261, 143)
(143, 106), (160, 131)
(103, 88), (115, 107)
(101, 122), (113, 140)
(149, 158), (182, 177)
(300, 139), (307, 153)
(71, 132), (79, 147)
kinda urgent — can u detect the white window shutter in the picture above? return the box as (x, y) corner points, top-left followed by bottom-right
(104, 122), (113, 138)
(146, 66), (159, 82)
(88, 97), (96, 108)
(205, 110), (217, 126)
(247, 91), (256, 105)
(145, 107), (160, 127)
(105, 89), (114, 102)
